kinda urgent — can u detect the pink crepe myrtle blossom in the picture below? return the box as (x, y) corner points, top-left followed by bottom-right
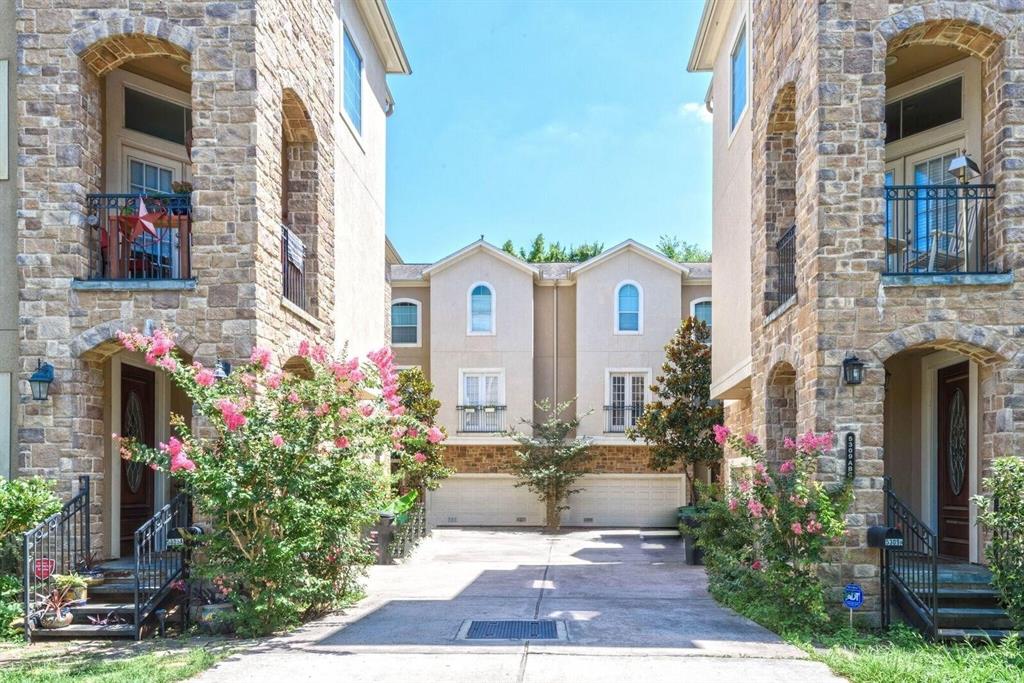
(796, 431), (834, 454)
(751, 560), (763, 571)
(216, 399), (247, 431)
(170, 453), (196, 473)
(160, 437), (185, 458)
(297, 339), (311, 358)
(738, 480), (752, 494)
(265, 372), (283, 389)
(728, 498), (738, 512)
(287, 391), (301, 404)
(779, 460), (795, 474)
(744, 433), (759, 446)
(747, 499), (765, 518)
(150, 462), (159, 471)
(250, 346), (273, 370)
(195, 367), (216, 388)
(271, 434), (285, 448)
(156, 355), (178, 372)
(311, 345), (328, 364)
(413, 452), (427, 463)
(334, 436), (349, 449)
(713, 424), (731, 445)
(790, 522), (804, 536)
(407, 428), (419, 438)
(789, 494), (808, 508)
(427, 426), (444, 444)
(806, 519), (823, 534)
(391, 405), (405, 416)
(359, 403), (374, 418)
(240, 373), (257, 390)
(338, 406), (352, 419)
(783, 436), (797, 451)
(314, 402), (331, 417)
(349, 369), (365, 383)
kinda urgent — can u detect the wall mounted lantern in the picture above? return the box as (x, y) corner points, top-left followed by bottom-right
(29, 360), (55, 401)
(842, 355), (865, 386)
(214, 360), (232, 381)
(947, 153), (980, 185)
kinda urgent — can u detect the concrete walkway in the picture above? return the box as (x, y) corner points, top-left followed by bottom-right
(194, 529), (844, 682)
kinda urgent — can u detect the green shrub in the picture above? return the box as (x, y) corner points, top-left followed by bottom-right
(974, 456), (1024, 630)
(0, 476), (61, 545)
(116, 330), (442, 636)
(0, 574), (21, 641)
(695, 427), (851, 633)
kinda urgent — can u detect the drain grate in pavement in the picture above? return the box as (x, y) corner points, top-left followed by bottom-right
(460, 619), (562, 640)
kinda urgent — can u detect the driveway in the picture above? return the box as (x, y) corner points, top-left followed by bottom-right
(195, 529), (843, 682)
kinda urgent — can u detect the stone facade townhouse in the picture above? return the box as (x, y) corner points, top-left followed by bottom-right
(5, 0), (409, 560)
(691, 0), (1024, 634)
(388, 239), (713, 528)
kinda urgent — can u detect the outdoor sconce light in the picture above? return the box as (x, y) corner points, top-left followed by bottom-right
(948, 153), (980, 185)
(214, 360), (231, 381)
(842, 355), (865, 386)
(29, 360), (55, 401)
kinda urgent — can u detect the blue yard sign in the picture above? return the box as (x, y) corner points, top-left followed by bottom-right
(844, 583), (864, 627)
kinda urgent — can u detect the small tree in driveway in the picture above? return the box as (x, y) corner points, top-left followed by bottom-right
(507, 400), (593, 531)
(627, 317), (723, 504)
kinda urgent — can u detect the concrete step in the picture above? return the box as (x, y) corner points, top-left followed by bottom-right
(937, 627), (1020, 642)
(30, 623), (135, 639)
(937, 606), (1013, 630)
(68, 602), (135, 616)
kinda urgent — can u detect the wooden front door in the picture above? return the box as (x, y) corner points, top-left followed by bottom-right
(937, 361), (970, 560)
(120, 364), (156, 556)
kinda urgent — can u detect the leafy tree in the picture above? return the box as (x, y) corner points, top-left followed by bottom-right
(657, 234), (711, 262)
(627, 317), (722, 503)
(0, 476), (61, 544)
(396, 367), (452, 491)
(507, 400), (593, 531)
(502, 234), (604, 263)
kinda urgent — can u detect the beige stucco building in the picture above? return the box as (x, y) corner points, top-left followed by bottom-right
(389, 239), (712, 528)
(691, 0), (1024, 633)
(6, 0), (409, 559)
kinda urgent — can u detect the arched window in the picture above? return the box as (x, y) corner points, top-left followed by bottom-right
(615, 281), (642, 334)
(691, 297), (712, 331)
(391, 299), (420, 346)
(468, 283), (495, 334)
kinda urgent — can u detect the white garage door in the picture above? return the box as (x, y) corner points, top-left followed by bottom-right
(428, 474), (683, 528)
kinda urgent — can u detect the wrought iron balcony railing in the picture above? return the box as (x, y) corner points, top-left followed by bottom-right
(767, 225), (796, 314)
(281, 224), (307, 310)
(85, 193), (192, 280)
(884, 184), (997, 275)
(456, 405), (507, 433)
(604, 404), (644, 433)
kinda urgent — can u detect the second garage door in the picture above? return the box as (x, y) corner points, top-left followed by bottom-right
(428, 474), (683, 528)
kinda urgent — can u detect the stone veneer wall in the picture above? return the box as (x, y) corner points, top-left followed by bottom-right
(444, 444), (682, 475)
(15, 0), (339, 553)
(741, 0), (1024, 623)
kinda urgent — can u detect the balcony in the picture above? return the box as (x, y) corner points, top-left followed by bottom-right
(84, 193), (192, 282)
(456, 405), (507, 433)
(766, 225), (796, 315)
(281, 224), (307, 311)
(884, 184), (997, 276)
(604, 404), (643, 433)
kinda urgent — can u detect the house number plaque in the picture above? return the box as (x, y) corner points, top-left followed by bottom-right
(845, 433), (856, 480)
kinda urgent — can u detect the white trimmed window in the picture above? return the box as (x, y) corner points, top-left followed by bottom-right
(468, 282), (495, 334)
(459, 369), (505, 432)
(606, 370), (648, 432)
(615, 281), (642, 334)
(390, 299), (421, 346)
(730, 26), (748, 131)
(691, 297), (712, 332)
(343, 29), (363, 134)
(1, 60), (9, 181)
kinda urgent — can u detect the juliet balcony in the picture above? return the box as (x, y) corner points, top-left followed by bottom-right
(456, 405), (507, 433)
(81, 193), (193, 287)
(604, 403), (644, 434)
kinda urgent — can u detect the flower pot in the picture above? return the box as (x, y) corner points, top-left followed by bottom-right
(82, 573), (105, 586)
(193, 603), (235, 634)
(66, 586), (87, 603)
(38, 610), (73, 629)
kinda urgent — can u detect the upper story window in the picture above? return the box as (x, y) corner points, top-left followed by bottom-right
(468, 283), (495, 335)
(730, 26), (747, 132)
(124, 87), (193, 147)
(615, 281), (642, 334)
(343, 29), (363, 134)
(885, 78), (961, 144)
(692, 298), (712, 332)
(391, 299), (420, 346)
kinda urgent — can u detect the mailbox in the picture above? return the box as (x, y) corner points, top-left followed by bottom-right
(867, 525), (904, 549)
(167, 524), (204, 550)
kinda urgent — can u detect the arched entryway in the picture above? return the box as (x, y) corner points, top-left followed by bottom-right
(765, 360), (797, 463)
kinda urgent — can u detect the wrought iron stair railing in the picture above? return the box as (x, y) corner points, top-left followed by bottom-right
(133, 492), (191, 640)
(884, 476), (938, 638)
(22, 476), (91, 642)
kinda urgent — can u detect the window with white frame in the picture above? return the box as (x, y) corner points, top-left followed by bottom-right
(607, 371), (647, 432)
(390, 299), (420, 346)
(730, 26), (748, 132)
(615, 281), (642, 333)
(692, 298), (712, 332)
(468, 283), (495, 334)
(342, 29), (363, 133)
(459, 370), (505, 432)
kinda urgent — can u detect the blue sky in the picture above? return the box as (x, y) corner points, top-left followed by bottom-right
(384, 0), (711, 264)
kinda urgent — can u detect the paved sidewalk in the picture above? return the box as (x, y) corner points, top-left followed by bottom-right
(193, 528), (844, 682)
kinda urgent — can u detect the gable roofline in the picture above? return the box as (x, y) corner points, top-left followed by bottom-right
(421, 239), (538, 278)
(687, 0), (731, 73)
(355, 0), (412, 75)
(569, 239), (689, 277)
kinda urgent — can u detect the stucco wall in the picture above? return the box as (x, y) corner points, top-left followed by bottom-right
(0, 2), (13, 478)
(533, 284), (577, 421)
(708, 0), (753, 399)
(392, 284), (430, 375)
(575, 250), (682, 437)
(681, 282), (712, 317)
(332, 0), (391, 358)
(429, 250), (534, 436)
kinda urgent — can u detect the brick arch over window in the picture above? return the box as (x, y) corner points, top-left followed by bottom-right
(68, 19), (195, 76)
(764, 82), (797, 314)
(878, 4), (1010, 60)
(280, 88), (321, 316)
(868, 322), (1020, 367)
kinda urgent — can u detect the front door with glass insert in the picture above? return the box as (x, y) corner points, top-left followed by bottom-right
(937, 361), (970, 561)
(120, 364), (156, 556)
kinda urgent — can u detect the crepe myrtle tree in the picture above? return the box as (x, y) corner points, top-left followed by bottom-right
(507, 400), (594, 531)
(627, 316), (723, 504)
(114, 329), (444, 636)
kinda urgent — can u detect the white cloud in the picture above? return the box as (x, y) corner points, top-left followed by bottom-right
(678, 101), (713, 125)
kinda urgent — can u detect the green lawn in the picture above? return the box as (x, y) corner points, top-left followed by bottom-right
(0, 643), (227, 683)
(794, 625), (1024, 683)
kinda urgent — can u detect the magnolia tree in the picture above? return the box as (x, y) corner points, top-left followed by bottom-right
(394, 368), (451, 492)
(115, 329), (446, 636)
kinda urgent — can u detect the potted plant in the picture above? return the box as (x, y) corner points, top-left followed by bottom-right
(35, 588), (75, 630)
(76, 551), (106, 585)
(180, 580), (235, 634)
(52, 573), (88, 603)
